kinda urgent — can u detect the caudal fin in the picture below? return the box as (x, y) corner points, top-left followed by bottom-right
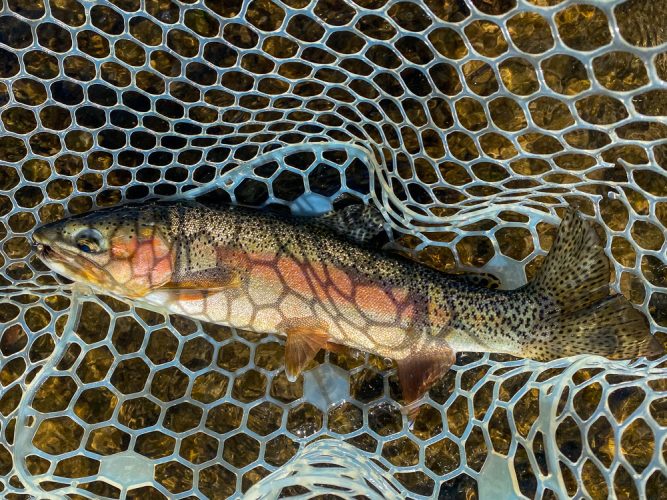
(523, 208), (663, 361)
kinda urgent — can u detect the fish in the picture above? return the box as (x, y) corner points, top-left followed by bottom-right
(33, 202), (663, 408)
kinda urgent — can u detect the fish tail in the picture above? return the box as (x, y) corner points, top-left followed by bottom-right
(522, 208), (663, 361)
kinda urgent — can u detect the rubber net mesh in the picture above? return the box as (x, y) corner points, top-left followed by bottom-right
(0, 0), (665, 498)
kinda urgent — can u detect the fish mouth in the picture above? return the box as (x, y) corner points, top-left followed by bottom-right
(35, 241), (112, 288)
(37, 243), (56, 260)
(35, 242), (65, 268)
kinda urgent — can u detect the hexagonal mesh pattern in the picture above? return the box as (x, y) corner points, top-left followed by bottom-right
(0, 0), (665, 498)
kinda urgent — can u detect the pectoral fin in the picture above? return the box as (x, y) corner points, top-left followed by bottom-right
(397, 343), (455, 408)
(159, 267), (243, 300)
(280, 318), (330, 382)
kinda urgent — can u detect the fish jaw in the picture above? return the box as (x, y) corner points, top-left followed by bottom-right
(36, 239), (113, 289)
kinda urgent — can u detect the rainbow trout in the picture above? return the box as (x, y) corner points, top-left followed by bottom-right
(33, 203), (662, 406)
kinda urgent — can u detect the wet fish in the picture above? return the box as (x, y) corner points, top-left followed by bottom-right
(33, 202), (663, 406)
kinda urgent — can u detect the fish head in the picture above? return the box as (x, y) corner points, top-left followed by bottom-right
(33, 205), (175, 298)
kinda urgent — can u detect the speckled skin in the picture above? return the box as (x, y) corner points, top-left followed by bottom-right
(152, 204), (461, 360)
(34, 202), (661, 365)
(47, 203), (539, 359)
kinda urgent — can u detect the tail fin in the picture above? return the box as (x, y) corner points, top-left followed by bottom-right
(527, 208), (610, 311)
(523, 208), (663, 361)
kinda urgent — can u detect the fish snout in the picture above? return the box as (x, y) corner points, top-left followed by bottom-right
(32, 226), (59, 253)
(33, 226), (50, 244)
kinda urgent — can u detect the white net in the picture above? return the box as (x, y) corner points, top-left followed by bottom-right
(244, 439), (405, 499)
(0, 0), (665, 498)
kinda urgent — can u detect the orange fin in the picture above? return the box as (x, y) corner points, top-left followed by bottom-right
(397, 344), (455, 412)
(279, 318), (330, 382)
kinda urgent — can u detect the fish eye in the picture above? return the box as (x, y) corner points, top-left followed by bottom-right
(75, 229), (103, 254)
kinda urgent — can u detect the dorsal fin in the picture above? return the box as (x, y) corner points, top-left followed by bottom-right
(526, 208), (609, 311)
(314, 204), (389, 248)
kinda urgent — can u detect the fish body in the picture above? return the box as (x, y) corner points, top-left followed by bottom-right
(33, 202), (663, 405)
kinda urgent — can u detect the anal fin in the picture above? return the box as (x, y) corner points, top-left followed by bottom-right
(280, 318), (330, 382)
(397, 342), (455, 418)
